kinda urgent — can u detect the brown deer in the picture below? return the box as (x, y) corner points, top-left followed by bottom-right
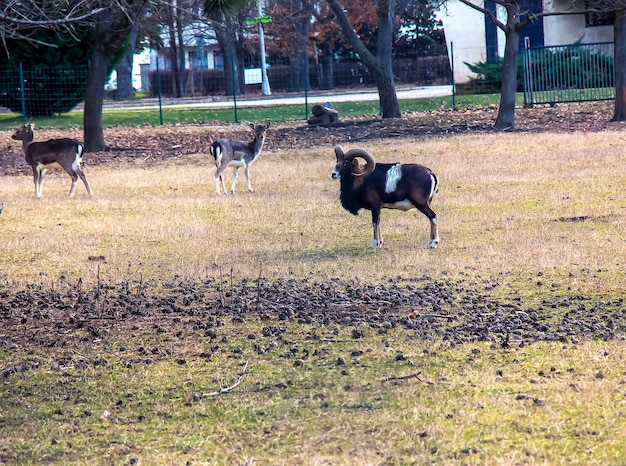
(12, 124), (93, 199)
(209, 123), (270, 195)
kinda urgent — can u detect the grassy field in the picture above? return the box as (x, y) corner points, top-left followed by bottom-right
(1, 128), (625, 465)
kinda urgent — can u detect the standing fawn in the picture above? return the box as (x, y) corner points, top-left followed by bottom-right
(209, 122), (270, 195)
(12, 124), (93, 199)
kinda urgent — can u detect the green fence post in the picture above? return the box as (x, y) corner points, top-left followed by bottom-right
(304, 51), (309, 121)
(19, 62), (26, 120)
(156, 56), (163, 126)
(450, 42), (456, 111)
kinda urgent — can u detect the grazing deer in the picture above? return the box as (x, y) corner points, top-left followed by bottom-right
(209, 122), (271, 195)
(12, 124), (93, 199)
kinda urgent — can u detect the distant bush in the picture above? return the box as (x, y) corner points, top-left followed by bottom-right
(462, 57), (522, 94)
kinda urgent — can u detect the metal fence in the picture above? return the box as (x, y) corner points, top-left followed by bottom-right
(0, 55), (452, 123)
(0, 63), (90, 118)
(522, 39), (615, 107)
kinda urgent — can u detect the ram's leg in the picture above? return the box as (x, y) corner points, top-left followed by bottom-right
(371, 209), (383, 248)
(75, 167), (93, 196)
(68, 174), (78, 198)
(417, 205), (439, 248)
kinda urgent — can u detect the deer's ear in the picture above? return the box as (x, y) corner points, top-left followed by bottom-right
(250, 123), (255, 130)
(266, 121), (271, 128)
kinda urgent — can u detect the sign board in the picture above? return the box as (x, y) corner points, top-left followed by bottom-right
(244, 68), (263, 84)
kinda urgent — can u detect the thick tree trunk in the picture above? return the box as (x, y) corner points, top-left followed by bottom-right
(84, 45), (109, 152)
(288, 1), (312, 92)
(83, 1), (144, 152)
(214, 24), (240, 96)
(374, 0), (400, 118)
(319, 43), (334, 90)
(115, 23), (138, 100)
(495, 4), (520, 130)
(326, 0), (400, 118)
(613, 11), (626, 121)
(167, 8), (181, 98)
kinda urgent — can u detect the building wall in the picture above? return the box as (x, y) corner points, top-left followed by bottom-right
(440, 0), (489, 83)
(441, 0), (615, 83)
(543, 0), (613, 46)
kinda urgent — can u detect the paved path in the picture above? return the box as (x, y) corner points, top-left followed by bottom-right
(102, 85), (453, 111)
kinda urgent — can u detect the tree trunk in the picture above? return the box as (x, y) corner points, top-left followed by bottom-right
(84, 43), (110, 152)
(494, 3), (520, 130)
(326, 0), (400, 118)
(115, 22), (138, 100)
(214, 24), (240, 96)
(288, 1), (312, 92)
(319, 43), (334, 90)
(176, 12), (186, 97)
(167, 6), (181, 97)
(613, 11), (626, 121)
(373, 0), (400, 118)
(83, 1), (144, 152)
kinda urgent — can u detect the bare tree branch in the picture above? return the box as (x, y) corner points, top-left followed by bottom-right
(0, 0), (103, 41)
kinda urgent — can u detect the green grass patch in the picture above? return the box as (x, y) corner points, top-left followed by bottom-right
(0, 93), (514, 130)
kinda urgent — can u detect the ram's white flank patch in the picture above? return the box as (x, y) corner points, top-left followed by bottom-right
(429, 173), (438, 198)
(382, 199), (414, 211)
(385, 164), (402, 193)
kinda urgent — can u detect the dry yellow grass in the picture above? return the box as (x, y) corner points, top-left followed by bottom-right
(2, 127), (626, 465)
(0, 129), (624, 294)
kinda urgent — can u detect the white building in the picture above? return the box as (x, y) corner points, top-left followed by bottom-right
(440, 0), (614, 83)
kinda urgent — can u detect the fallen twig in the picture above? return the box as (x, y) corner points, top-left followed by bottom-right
(194, 361), (248, 400)
(382, 371), (433, 384)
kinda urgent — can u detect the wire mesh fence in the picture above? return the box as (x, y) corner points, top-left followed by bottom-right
(0, 55), (453, 125)
(0, 63), (89, 118)
(1, 40), (617, 125)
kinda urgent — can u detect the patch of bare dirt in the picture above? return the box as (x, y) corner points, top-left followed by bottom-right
(0, 276), (623, 360)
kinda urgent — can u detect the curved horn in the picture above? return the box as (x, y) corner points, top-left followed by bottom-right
(345, 148), (375, 177)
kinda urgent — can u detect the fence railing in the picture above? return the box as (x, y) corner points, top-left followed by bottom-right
(0, 55), (452, 123)
(522, 39), (615, 107)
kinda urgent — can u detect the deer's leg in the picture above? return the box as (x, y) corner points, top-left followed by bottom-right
(76, 168), (93, 196)
(33, 167), (44, 199)
(68, 174), (79, 198)
(417, 205), (439, 249)
(215, 165), (228, 195)
(230, 167), (239, 194)
(244, 165), (253, 193)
